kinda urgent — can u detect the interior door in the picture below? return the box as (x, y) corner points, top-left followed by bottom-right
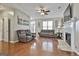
(0, 18), (10, 54)
(0, 19), (3, 41)
(3, 17), (10, 42)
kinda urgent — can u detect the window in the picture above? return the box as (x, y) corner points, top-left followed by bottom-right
(43, 21), (53, 30)
(43, 21), (47, 30)
(30, 21), (35, 33)
(48, 21), (52, 30)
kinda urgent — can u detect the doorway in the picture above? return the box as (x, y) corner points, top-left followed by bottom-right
(0, 19), (3, 41)
(0, 18), (11, 42)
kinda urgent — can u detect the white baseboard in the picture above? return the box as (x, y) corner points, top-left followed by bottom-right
(74, 50), (79, 55)
(58, 40), (73, 51)
(2, 40), (19, 43)
(3, 40), (8, 42)
(10, 40), (19, 43)
(0, 40), (2, 41)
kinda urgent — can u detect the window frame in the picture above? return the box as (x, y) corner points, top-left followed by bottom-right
(42, 21), (53, 30)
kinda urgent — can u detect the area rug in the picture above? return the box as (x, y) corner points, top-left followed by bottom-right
(58, 40), (73, 51)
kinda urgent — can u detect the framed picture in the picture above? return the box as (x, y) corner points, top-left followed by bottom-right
(64, 4), (72, 22)
(17, 16), (29, 25)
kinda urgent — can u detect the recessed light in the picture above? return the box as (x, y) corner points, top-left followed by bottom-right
(58, 6), (61, 9)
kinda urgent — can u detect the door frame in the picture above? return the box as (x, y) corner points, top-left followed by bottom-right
(8, 18), (11, 42)
(2, 18), (4, 41)
(2, 18), (11, 42)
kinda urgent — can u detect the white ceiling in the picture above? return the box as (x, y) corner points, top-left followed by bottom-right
(1, 3), (69, 19)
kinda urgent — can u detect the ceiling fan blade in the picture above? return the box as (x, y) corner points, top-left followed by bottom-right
(44, 12), (48, 15)
(45, 10), (50, 12)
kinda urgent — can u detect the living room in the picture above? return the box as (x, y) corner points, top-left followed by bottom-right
(0, 3), (65, 43)
(0, 3), (79, 56)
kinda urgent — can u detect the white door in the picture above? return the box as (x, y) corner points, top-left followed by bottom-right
(3, 17), (9, 42)
(0, 19), (3, 41)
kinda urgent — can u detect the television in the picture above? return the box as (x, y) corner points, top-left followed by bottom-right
(64, 4), (72, 22)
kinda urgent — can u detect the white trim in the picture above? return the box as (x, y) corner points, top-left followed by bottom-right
(58, 40), (73, 51)
(74, 50), (79, 55)
(10, 40), (19, 43)
(3, 40), (8, 42)
(0, 39), (2, 41)
(3, 40), (19, 43)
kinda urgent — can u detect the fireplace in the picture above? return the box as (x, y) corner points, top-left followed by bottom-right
(65, 32), (71, 46)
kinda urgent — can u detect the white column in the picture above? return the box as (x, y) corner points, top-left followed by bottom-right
(63, 23), (66, 41)
(35, 20), (39, 40)
(71, 18), (76, 50)
(3, 17), (9, 42)
(63, 27), (66, 41)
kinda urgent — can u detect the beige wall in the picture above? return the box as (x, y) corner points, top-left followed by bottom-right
(72, 4), (79, 17)
(14, 10), (30, 30)
(0, 8), (30, 43)
(12, 9), (30, 42)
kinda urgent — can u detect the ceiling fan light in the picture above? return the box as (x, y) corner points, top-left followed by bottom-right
(40, 12), (45, 15)
(43, 7), (47, 11)
(37, 10), (41, 12)
(36, 6), (50, 15)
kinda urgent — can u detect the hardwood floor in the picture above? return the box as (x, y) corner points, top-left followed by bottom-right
(0, 37), (78, 56)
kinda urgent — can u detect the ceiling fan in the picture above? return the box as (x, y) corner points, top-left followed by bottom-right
(36, 5), (50, 15)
